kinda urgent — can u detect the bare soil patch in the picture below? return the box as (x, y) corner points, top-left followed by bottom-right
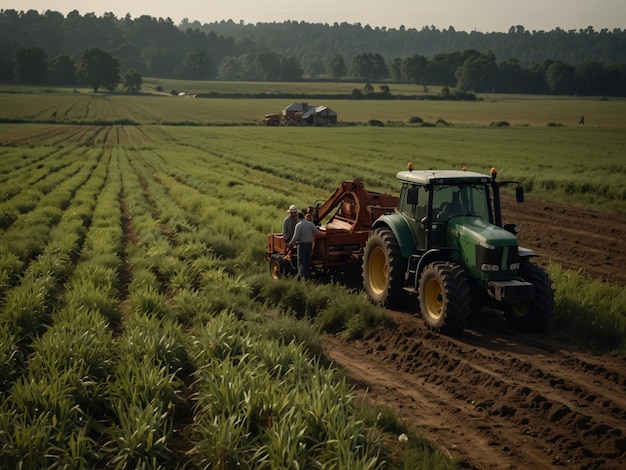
(325, 198), (626, 469)
(503, 196), (626, 287)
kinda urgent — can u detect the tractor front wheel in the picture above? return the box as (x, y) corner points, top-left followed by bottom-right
(362, 227), (407, 308)
(503, 262), (554, 331)
(418, 262), (471, 334)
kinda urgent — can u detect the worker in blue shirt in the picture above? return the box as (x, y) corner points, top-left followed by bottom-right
(289, 212), (323, 280)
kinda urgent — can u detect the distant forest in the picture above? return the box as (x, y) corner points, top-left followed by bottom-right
(1, 9), (625, 96)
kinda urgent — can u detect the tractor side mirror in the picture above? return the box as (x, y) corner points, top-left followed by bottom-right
(504, 223), (520, 235)
(516, 186), (524, 203)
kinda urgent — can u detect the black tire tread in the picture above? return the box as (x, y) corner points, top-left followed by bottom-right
(362, 227), (407, 309)
(418, 261), (471, 334)
(504, 262), (554, 331)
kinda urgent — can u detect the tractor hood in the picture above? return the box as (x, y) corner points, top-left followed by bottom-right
(448, 216), (518, 248)
(447, 216), (520, 281)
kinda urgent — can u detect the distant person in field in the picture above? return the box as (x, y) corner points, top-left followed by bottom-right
(289, 212), (323, 280)
(283, 204), (299, 241)
(579, 115), (585, 125)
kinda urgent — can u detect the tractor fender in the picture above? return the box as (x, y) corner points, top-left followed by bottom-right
(372, 214), (417, 259)
(409, 248), (457, 290)
(518, 246), (538, 259)
(415, 248), (455, 275)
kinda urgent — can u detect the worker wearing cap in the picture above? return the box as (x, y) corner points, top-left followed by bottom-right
(289, 212), (323, 280)
(283, 204), (299, 241)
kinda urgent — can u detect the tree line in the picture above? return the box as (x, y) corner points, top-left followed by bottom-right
(1, 9), (625, 96)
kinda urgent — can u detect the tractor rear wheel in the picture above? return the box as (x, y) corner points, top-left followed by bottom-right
(362, 227), (407, 308)
(269, 254), (289, 280)
(503, 262), (554, 331)
(418, 262), (471, 334)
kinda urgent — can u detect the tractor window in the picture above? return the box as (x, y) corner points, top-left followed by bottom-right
(464, 185), (491, 221)
(432, 185), (490, 221)
(401, 184), (428, 221)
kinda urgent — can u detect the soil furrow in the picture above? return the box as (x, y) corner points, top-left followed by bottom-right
(325, 304), (626, 469)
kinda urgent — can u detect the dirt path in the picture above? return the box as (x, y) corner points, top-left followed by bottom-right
(324, 198), (626, 469)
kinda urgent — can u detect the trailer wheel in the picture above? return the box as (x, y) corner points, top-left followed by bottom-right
(504, 262), (554, 331)
(269, 254), (289, 280)
(418, 262), (471, 334)
(362, 227), (407, 308)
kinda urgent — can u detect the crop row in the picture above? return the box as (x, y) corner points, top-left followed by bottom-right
(0, 145), (393, 468)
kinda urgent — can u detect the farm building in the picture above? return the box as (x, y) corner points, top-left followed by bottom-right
(283, 102), (338, 126)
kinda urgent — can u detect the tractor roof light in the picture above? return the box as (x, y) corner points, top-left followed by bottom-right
(490, 167), (498, 180)
(407, 162), (414, 172)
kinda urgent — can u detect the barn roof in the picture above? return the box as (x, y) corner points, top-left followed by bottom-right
(284, 102), (313, 112)
(302, 105), (337, 118)
(284, 102), (337, 116)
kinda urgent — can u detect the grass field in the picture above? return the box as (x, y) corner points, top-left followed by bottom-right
(0, 83), (625, 468)
(2, 80), (626, 128)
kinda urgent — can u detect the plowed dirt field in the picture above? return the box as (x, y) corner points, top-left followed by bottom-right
(325, 197), (626, 469)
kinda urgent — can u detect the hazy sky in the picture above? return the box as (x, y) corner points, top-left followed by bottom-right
(3, 0), (624, 32)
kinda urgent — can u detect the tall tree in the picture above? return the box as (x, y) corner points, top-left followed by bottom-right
(254, 50), (281, 81)
(575, 61), (610, 95)
(76, 47), (120, 92)
(350, 52), (387, 81)
(217, 56), (244, 80)
(401, 54), (429, 90)
(327, 53), (347, 81)
(181, 49), (213, 80)
(254, 50), (302, 81)
(606, 63), (626, 97)
(455, 51), (498, 92)
(48, 54), (77, 85)
(302, 53), (325, 78)
(545, 61), (576, 95)
(14, 47), (47, 84)
(122, 69), (142, 93)
(141, 47), (178, 78)
(427, 52), (463, 87)
(388, 58), (402, 82)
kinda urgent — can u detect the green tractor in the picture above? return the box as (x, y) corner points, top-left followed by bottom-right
(362, 165), (554, 334)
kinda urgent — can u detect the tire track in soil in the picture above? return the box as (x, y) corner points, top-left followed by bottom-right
(325, 311), (626, 469)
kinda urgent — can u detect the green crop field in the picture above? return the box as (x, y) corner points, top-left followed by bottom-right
(0, 84), (625, 468)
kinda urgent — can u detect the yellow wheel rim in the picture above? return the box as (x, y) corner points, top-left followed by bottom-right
(270, 261), (281, 280)
(424, 278), (444, 320)
(368, 246), (388, 295)
(510, 303), (529, 318)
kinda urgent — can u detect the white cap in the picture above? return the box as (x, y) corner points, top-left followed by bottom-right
(288, 204), (298, 212)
